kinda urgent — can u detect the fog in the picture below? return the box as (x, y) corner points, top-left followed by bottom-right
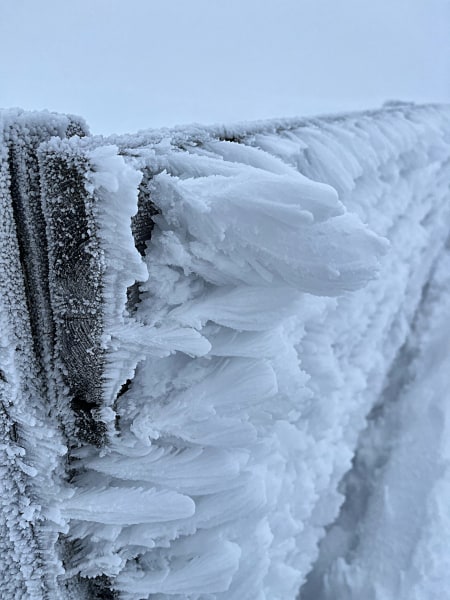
(1, 0), (449, 134)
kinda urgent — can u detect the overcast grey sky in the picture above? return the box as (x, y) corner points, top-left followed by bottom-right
(1, 0), (449, 134)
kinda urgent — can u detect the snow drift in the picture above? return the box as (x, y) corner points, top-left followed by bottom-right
(1, 103), (450, 599)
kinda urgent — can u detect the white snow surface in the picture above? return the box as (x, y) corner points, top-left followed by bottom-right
(55, 104), (450, 599)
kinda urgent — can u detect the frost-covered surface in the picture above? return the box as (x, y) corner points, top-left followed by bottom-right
(1, 104), (450, 599)
(0, 110), (87, 598)
(301, 248), (450, 600)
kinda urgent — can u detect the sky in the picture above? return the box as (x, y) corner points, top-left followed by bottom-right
(1, 0), (449, 135)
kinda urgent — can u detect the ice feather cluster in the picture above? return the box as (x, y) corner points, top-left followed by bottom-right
(1, 104), (450, 599)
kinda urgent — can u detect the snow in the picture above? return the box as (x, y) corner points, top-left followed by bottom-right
(302, 250), (450, 600)
(2, 103), (450, 599)
(85, 144), (148, 408)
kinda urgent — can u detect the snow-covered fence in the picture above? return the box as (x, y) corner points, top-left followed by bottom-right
(1, 103), (450, 599)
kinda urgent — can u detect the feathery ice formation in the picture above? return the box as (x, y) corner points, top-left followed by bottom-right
(0, 103), (450, 599)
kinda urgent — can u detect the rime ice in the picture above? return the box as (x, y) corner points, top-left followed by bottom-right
(1, 104), (450, 599)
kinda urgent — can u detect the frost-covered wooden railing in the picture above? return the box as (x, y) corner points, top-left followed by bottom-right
(0, 111), (90, 599)
(1, 104), (450, 599)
